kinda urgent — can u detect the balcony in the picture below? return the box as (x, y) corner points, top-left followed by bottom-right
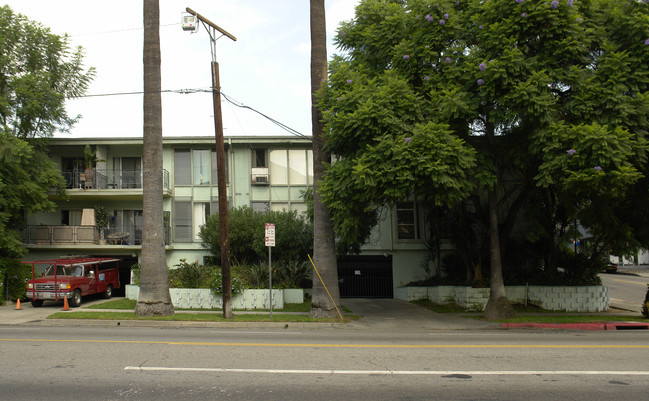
(21, 225), (170, 246)
(62, 169), (170, 191)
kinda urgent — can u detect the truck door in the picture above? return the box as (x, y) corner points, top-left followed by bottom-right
(81, 265), (95, 295)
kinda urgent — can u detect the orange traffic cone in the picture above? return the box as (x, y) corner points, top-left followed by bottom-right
(62, 296), (70, 311)
(15, 299), (21, 310)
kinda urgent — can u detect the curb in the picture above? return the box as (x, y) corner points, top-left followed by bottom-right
(501, 322), (649, 331)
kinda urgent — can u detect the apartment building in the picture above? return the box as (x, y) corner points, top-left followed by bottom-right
(21, 136), (432, 297)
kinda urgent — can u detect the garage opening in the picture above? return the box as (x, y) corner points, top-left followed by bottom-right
(337, 255), (393, 298)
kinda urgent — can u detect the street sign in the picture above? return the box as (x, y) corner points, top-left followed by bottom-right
(265, 223), (275, 247)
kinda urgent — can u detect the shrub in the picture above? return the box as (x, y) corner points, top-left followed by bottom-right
(209, 270), (244, 296)
(0, 258), (31, 302)
(168, 259), (217, 289)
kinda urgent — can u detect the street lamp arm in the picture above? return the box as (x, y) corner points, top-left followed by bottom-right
(185, 7), (237, 41)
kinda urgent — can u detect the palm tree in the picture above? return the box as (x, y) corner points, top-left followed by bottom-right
(309, 0), (342, 318)
(135, 0), (174, 316)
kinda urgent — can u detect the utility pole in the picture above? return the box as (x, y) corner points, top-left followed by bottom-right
(184, 7), (236, 319)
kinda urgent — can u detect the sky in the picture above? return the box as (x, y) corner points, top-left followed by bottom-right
(2, 1), (359, 138)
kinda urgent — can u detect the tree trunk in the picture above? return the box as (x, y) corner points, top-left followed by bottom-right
(309, 0), (342, 318)
(484, 189), (515, 320)
(135, 0), (174, 317)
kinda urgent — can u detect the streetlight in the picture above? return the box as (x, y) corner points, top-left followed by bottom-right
(182, 7), (236, 319)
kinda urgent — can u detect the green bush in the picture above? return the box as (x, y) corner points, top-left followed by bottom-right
(168, 259), (217, 289)
(0, 258), (31, 302)
(209, 270), (244, 296)
(236, 259), (312, 289)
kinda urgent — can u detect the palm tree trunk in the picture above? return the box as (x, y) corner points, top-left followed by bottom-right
(309, 0), (342, 318)
(135, 0), (174, 316)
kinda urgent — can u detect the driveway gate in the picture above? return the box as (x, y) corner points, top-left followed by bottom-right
(337, 255), (393, 298)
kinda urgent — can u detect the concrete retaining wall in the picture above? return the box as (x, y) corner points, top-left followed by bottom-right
(395, 285), (609, 312)
(125, 285), (304, 310)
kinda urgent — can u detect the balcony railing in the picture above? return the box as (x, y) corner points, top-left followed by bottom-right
(21, 225), (170, 246)
(63, 169), (170, 191)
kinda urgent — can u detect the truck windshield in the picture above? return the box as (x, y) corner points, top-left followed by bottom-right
(44, 265), (71, 276)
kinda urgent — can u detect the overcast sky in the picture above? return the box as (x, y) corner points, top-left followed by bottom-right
(3, 1), (358, 138)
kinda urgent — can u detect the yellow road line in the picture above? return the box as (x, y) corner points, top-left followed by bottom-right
(1, 338), (649, 349)
(612, 278), (648, 286)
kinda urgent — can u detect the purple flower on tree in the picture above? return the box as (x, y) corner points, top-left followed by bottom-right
(594, 166), (602, 172)
(515, 0), (524, 3)
(439, 19), (446, 25)
(424, 75), (430, 80)
(346, 79), (352, 84)
(479, 62), (486, 72)
(444, 13), (449, 19)
(568, 0), (573, 6)
(403, 55), (410, 60)
(567, 149), (576, 156)
(477, 79), (484, 85)
(445, 57), (452, 63)
(551, 0), (559, 9)
(425, 14), (434, 22)
(645, 38), (649, 45)
(405, 137), (412, 144)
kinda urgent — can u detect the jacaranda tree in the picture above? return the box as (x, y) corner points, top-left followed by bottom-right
(320, 0), (649, 319)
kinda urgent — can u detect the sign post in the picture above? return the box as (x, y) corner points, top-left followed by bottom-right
(265, 223), (275, 318)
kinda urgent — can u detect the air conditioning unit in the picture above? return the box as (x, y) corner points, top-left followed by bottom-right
(181, 14), (198, 32)
(251, 168), (269, 185)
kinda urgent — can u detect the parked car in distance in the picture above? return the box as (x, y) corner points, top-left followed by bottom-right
(605, 261), (618, 274)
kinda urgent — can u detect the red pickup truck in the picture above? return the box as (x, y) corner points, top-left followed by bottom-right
(24, 258), (121, 307)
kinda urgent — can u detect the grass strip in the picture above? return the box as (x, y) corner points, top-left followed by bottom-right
(48, 311), (354, 323)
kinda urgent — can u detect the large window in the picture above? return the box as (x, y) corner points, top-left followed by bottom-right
(396, 201), (418, 240)
(193, 149), (211, 185)
(174, 149), (191, 186)
(211, 150), (229, 185)
(174, 201), (192, 242)
(193, 202), (210, 241)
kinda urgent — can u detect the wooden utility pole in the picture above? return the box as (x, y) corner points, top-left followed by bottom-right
(185, 8), (236, 319)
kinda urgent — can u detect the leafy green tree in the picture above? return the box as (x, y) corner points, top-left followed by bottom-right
(200, 206), (313, 268)
(0, 6), (93, 262)
(0, 6), (95, 139)
(320, 0), (649, 319)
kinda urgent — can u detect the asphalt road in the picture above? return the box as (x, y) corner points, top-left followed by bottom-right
(1, 325), (648, 400)
(601, 272), (649, 312)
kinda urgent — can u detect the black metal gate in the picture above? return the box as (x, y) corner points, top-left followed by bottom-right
(337, 255), (393, 298)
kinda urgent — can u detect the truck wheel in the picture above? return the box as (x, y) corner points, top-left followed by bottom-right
(70, 290), (82, 307)
(104, 285), (113, 299)
(31, 300), (44, 307)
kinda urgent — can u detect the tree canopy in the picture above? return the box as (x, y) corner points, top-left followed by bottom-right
(319, 0), (649, 307)
(0, 6), (94, 259)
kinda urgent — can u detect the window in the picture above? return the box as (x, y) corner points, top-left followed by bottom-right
(174, 201), (192, 242)
(270, 150), (288, 185)
(193, 202), (210, 240)
(211, 150), (229, 185)
(193, 149), (211, 185)
(251, 202), (269, 213)
(174, 149), (191, 186)
(396, 201), (417, 240)
(252, 148), (267, 168)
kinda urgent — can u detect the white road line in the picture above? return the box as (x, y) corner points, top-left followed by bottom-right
(124, 367), (649, 376)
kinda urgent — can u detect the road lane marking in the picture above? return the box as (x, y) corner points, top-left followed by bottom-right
(612, 278), (648, 286)
(2, 338), (649, 349)
(124, 366), (649, 376)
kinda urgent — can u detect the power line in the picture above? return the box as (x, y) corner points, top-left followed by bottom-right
(9, 87), (315, 142)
